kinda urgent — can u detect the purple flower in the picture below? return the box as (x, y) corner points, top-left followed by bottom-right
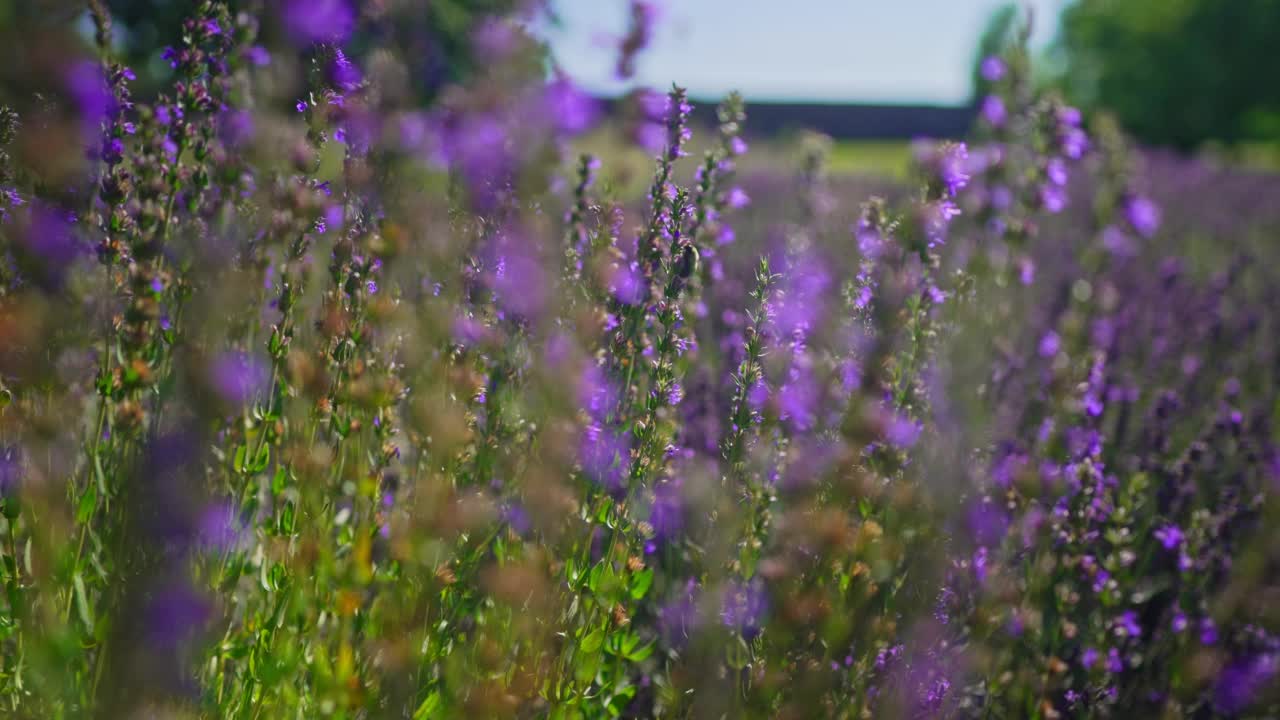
(990, 184), (1013, 211)
(778, 372), (819, 433)
(1172, 609), (1189, 633)
(472, 19), (520, 61)
(0, 446), (21, 498)
(197, 502), (249, 552)
(1040, 184), (1066, 214)
(1038, 331), (1060, 358)
(500, 503), (531, 536)
(1215, 655), (1278, 714)
(280, 0), (355, 46)
(1058, 106), (1083, 127)
(1106, 648), (1124, 673)
(720, 578), (767, 639)
(980, 95), (1006, 127)
(608, 261), (644, 305)
(66, 61), (112, 132)
(936, 143), (970, 197)
(1124, 195), (1161, 238)
(542, 77), (598, 136)
(210, 352), (270, 407)
(633, 120), (666, 153)
(580, 425), (631, 496)
(659, 580), (701, 646)
(330, 49), (362, 91)
(648, 480), (684, 543)
(1081, 647), (1099, 669)
(1154, 524), (1184, 550)
(1101, 225), (1137, 256)
(1045, 157), (1069, 186)
(245, 46), (271, 66)
(922, 199), (962, 246)
(980, 56), (1006, 82)
(220, 110), (254, 147)
(1200, 618), (1219, 646)
(968, 501), (1010, 546)
(146, 583), (212, 650)
(1060, 126), (1089, 159)
(1116, 610), (1142, 638)
(886, 413), (922, 448)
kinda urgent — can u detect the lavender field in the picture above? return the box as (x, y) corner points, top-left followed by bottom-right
(0, 2), (1277, 718)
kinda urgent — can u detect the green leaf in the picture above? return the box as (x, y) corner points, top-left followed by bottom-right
(726, 634), (751, 670)
(250, 444), (270, 473)
(625, 640), (655, 663)
(413, 690), (443, 720)
(580, 628), (604, 655)
(629, 568), (654, 600)
(76, 483), (98, 524)
(73, 573), (94, 632)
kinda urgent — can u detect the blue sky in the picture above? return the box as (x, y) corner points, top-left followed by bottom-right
(541, 0), (1068, 105)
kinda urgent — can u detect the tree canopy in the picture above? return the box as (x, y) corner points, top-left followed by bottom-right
(1054, 0), (1280, 149)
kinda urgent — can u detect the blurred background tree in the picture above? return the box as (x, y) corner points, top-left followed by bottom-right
(46, 0), (527, 103)
(1053, 0), (1280, 150)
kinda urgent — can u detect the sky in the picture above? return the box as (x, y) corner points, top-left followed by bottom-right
(541, 0), (1069, 105)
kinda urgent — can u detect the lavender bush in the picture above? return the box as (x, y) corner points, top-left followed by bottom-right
(0, 3), (1275, 718)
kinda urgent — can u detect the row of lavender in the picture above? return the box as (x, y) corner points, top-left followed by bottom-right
(0, 2), (1276, 717)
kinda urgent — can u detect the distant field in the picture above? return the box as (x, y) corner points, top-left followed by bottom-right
(825, 140), (912, 178)
(572, 124), (913, 200)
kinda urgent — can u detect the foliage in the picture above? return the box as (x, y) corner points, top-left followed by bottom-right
(1055, 0), (1280, 149)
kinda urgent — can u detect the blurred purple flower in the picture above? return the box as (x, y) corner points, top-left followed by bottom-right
(330, 49), (362, 92)
(210, 352), (270, 407)
(980, 95), (1006, 127)
(1215, 655), (1278, 715)
(1117, 610), (1142, 638)
(980, 56), (1006, 82)
(648, 480), (684, 543)
(659, 580), (701, 647)
(726, 186), (750, 209)
(197, 502), (249, 553)
(720, 578), (767, 639)
(1124, 195), (1161, 238)
(608, 261), (645, 305)
(245, 45), (271, 66)
(1038, 331), (1060, 358)
(580, 425), (630, 496)
(0, 446), (21, 498)
(1040, 184), (1066, 214)
(886, 413), (922, 448)
(543, 77), (599, 136)
(66, 61), (111, 132)
(1154, 524), (1184, 550)
(146, 583), (212, 650)
(1101, 225), (1137, 256)
(280, 0), (355, 46)
(1107, 648), (1124, 673)
(220, 110), (255, 147)
(1200, 618), (1218, 646)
